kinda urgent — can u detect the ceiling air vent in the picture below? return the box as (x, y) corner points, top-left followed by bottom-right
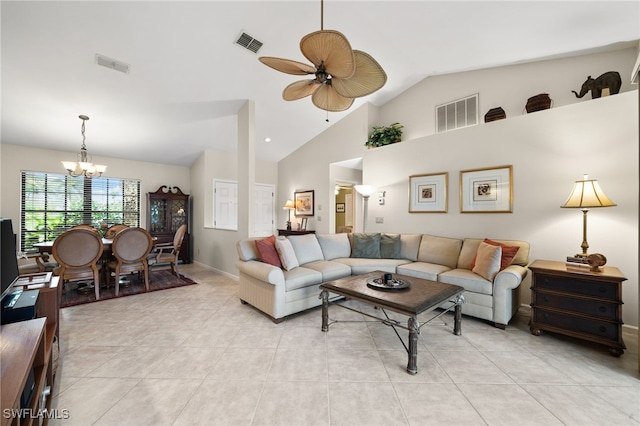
(235, 31), (263, 54)
(95, 54), (130, 74)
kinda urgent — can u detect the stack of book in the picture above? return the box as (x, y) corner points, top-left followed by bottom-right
(565, 255), (590, 270)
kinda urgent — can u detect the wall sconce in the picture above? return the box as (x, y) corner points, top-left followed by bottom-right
(354, 184), (376, 233)
(561, 174), (616, 260)
(283, 199), (295, 230)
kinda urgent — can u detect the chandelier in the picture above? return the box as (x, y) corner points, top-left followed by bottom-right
(61, 115), (107, 177)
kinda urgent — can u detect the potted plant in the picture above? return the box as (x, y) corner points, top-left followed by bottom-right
(365, 122), (404, 148)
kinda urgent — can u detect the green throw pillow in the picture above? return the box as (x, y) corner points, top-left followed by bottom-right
(351, 233), (381, 258)
(380, 233), (401, 259)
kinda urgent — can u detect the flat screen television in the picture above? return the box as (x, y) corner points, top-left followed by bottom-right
(1, 218), (21, 303)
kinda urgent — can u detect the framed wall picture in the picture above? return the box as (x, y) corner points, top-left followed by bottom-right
(409, 172), (448, 213)
(460, 165), (513, 213)
(294, 190), (314, 216)
(336, 203), (345, 213)
(300, 217), (308, 230)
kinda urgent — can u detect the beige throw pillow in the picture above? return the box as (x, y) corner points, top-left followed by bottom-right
(472, 242), (502, 281)
(275, 237), (299, 271)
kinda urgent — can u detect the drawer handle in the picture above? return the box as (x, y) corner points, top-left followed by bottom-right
(598, 306), (607, 313)
(543, 296), (549, 302)
(599, 326), (607, 333)
(543, 313), (549, 321)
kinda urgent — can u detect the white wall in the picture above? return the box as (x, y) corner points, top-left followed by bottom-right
(0, 144), (190, 233)
(189, 148), (278, 275)
(276, 47), (639, 327)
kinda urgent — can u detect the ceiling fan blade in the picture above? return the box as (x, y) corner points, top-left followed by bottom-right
(312, 84), (354, 112)
(332, 50), (387, 98)
(283, 80), (320, 101)
(258, 57), (316, 75)
(300, 30), (355, 79)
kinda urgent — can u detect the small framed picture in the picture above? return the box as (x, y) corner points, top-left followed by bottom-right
(294, 190), (314, 216)
(300, 217), (308, 231)
(460, 165), (513, 213)
(409, 172), (448, 213)
(336, 203), (345, 213)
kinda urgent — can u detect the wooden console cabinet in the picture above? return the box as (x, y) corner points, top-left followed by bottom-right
(147, 186), (191, 263)
(1, 275), (60, 425)
(277, 229), (316, 236)
(529, 259), (627, 356)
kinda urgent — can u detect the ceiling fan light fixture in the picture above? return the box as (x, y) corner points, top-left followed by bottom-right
(257, 0), (386, 113)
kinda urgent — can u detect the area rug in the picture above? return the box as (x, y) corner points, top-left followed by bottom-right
(60, 269), (197, 308)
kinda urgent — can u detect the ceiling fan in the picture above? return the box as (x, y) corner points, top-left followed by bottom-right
(258, 0), (387, 112)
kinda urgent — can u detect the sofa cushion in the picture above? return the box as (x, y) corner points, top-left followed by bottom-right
(417, 234), (463, 269)
(255, 235), (282, 268)
(303, 260), (352, 281)
(396, 262), (451, 282)
(236, 238), (260, 262)
(470, 238), (520, 271)
(351, 233), (381, 258)
(439, 269), (493, 295)
(287, 234), (324, 265)
(472, 242), (502, 281)
(334, 257), (411, 275)
(380, 233), (402, 259)
(400, 234), (422, 261)
(283, 266), (323, 291)
(316, 233), (351, 260)
(458, 238), (530, 269)
(275, 237), (299, 271)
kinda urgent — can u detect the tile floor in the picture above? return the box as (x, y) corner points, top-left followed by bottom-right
(51, 263), (639, 425)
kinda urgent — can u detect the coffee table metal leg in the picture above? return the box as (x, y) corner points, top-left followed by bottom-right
(407, 316), (419, 374)
(454, 295), (463, 336)
(320, 290), (329, 332)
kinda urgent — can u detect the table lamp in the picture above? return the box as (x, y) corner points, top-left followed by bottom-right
(561, 174), (616, 259)
(354, 185), (376, 233)
(283, 199), (295, 230)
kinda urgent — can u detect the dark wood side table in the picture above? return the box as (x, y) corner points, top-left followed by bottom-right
(277, 229), (316, 236)
(528, 259), (627, 356)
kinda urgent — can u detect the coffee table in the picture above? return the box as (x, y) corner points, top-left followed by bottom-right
(319, 271), (465, 374)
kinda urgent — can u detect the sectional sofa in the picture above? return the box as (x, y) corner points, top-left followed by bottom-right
(236, 233), (530, 328)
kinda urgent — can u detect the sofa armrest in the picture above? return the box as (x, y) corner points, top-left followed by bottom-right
(493, 264), (527, 290)
(236, 260), (285, 286)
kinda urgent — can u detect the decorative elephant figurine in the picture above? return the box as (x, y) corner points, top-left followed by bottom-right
(572, 71), (621, 99)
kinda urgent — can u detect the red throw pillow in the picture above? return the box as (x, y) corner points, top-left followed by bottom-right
(255, 235), (282, 268)
(470, 238), (520, 271)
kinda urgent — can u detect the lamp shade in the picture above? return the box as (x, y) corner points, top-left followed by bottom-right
(283, 199), (295, 209)
(354, 184), (376, 198)
(561, 175), (616, 209)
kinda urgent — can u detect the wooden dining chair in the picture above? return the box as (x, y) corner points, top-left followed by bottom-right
(52, 228), (104, 300)
(148, 223), (187, 276)
(104, 224), (129, 239)
(107, 227), (154, 296)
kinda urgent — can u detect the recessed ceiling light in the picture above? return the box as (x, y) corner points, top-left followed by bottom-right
(264, 137), (271, 143)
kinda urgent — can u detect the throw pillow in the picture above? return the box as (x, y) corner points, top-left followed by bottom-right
(351, 233), (381, 258)
(380, 233), (401, 259)
(255, 235), (282, 268)
(275, 237), (299, 271)
(472, 242), (502, 281)
(470, 238), (520, 271)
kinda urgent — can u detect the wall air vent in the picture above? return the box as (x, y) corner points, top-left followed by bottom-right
(235, 31), (263, 54)
(436, 94), (478, 133)
(95, 54), (130, 74)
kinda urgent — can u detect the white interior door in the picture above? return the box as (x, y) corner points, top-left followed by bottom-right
(254, 183), (274, 237)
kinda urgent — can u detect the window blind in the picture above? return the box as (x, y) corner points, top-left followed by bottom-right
(20, 171), (140, 252)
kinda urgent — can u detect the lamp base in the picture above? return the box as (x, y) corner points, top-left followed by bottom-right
(286, 221), (292, 231)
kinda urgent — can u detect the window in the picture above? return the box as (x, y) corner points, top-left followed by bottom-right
(20, 171), (140, 251)
(436, 94), (478, 133)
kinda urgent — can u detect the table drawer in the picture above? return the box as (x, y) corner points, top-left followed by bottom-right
(534, 274), (618, 300)
(533, 309), (619, 341)
(534, 292), (619, 321)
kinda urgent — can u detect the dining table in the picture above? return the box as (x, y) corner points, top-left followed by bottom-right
(34, 236), (157, 290)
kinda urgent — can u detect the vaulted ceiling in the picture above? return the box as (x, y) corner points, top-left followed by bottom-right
(2, 1), (639, 166)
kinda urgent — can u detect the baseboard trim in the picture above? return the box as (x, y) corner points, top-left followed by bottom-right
(192, 260), (239, 281)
